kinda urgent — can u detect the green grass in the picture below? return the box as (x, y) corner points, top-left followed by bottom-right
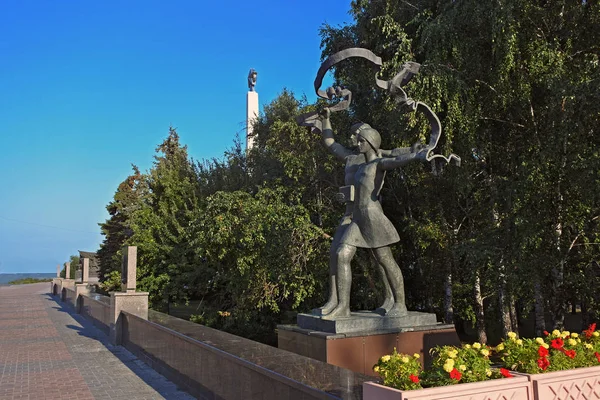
(8, 278), (53, 285)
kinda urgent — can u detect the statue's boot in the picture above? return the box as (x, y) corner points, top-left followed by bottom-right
(312, 296), (337, 316)
(386, 303), (408, 317)
(323, 304), (351, 319)
(375, 296), (394, 316)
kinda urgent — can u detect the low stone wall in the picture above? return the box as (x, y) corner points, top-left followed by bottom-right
(121, 310), (368, 400)
(80, 293), (111, 335)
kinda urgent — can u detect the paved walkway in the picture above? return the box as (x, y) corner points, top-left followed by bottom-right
(0, 283), (195, 400)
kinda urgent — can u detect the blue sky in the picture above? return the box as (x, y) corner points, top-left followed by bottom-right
(0, 0), (352, 273)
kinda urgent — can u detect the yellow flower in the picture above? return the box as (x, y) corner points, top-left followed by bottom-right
(507, 332), (517, 339)
(552, 329), (561, 336)
(472, 342), (482, 349)
(486, 369), (492, 377)
(568, 339), (577, 346)
(401, 356), (409, 363)
(535, 337), (544, 345)
(374, 366), (380, 372)
(585, 343), (593, 349)
(516, 339), (523, 346)
(561, 331), (571, 338)
(464, 344), (471, 349)
(542, 343), (550, 349)
(445, 358), (455, 368)
(577, 338), (581, 343)
(443, 363), (454, 373)
(459, 365), (467, 371)
(381, 355), (391, 363)
(593, 332), (599, 337)
(480, 349), (490, 356)
(447, 349), (458, 359)
(413, 353), (420, 359)
(496, 343), (505, 351)
(571, 333), (579, 338)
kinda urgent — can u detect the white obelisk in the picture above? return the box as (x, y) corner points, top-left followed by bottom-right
(246, 69), (258, 151)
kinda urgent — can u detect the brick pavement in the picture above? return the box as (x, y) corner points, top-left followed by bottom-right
(0, 283), (196, 400)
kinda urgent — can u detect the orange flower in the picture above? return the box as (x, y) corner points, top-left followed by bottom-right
(538, 346), (549, 357)
(585, 323), (597, 339)
(500, 368), (513, 378)
(564, 349), (576, 359)
(449, 368), (462, 381)
(551, 337), (564, 349)
(409, 374), (420, 383)
(537, 357), (550, 370)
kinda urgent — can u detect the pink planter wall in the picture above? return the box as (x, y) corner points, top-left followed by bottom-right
(363, 376), (533, 400)
(525, 365), (600, 400)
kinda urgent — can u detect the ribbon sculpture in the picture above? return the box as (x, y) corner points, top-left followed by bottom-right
(297, 47), (461, 167)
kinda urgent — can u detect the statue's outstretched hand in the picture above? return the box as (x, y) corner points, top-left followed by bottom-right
(410, 141), (425, 153)
(416, 147), (430, 161)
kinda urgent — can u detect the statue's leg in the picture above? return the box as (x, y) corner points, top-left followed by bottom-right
(324, 244), (356, 318)
(313, 246), (339, 315)
(373, 246), (408, 317)
(371, 249), (394, 314)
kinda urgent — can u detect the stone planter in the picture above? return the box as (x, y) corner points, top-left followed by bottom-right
(363, 376), (533, 400)
(524, 365), (600, 400)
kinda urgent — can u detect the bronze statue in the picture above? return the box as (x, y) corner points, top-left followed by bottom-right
(248, 69), (257, 91)
(297, 48), (460, 322)
(318, 108), (428, 318)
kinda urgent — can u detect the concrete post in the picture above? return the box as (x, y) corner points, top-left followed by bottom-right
(109, 246), (149, 345)
(56, 264), (61, 278)
(60, 262), (75, 302)
(121, 246), (137, 293)
(81, 258), (89, 284)
(64, 262), (71, 279)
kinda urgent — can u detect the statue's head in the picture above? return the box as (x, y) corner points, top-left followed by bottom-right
(350, 122), (371, 147)
(357, 127), (381, 153)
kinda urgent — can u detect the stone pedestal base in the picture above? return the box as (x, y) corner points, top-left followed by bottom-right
(277, 324), (460, 376)
(51, 278), (62, 295)
(109, 291), (149, 345)
(59, 279), (75, 301)
(74, 284), (90, 312)
(297, 311), (437, 334)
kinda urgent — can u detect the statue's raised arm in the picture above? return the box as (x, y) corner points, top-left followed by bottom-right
(319, 108), (353, 162)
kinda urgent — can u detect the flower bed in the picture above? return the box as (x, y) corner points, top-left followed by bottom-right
(365, 323), (600, 400)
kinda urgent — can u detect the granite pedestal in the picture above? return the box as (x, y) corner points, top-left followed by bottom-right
(278, 311), (460, 376)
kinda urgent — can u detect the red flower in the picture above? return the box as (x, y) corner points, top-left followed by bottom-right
(565, 349), (576, 359)
(500, 368), (514, 378)
(538, 346), (549, 357)
(449, 368), (462, 381)
(409, 374), (420, 383)
(537, 357), (550, 370)
(595, 352), (600, 363)
(543, 330), (550, 336)
(585, 323), (597, 339)
(551, 338), (564, 349)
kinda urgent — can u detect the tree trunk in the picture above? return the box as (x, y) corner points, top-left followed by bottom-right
(534, 277), (546, 336)
(444, 270), (453, 324)
(474, 270), (487, 344)
(550, 130), (568, 329)
(509, 297), (519, 333)
(498, 274), (512, 337)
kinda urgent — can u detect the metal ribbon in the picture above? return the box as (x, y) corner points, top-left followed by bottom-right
(297, 47), (460, 167)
